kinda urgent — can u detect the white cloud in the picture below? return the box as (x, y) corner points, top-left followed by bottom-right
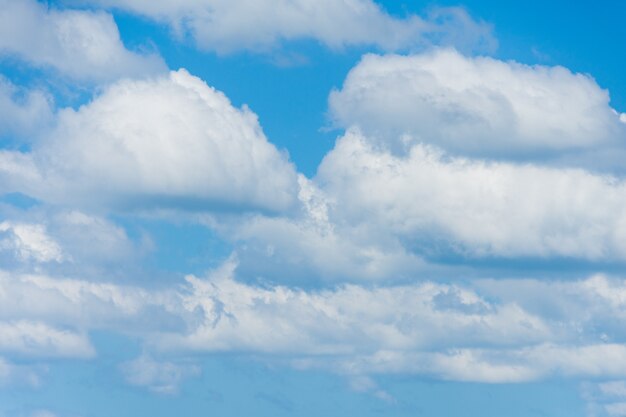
(581, 380), (626, 417)
(74, 1), (495, 54)
(0, 357), (41, 387)
(323, 343), (626, 383)
(600, 381), (626, 398)
(0, 270), (182, 327)
(0, 206), (151, 274)
(348, 375), (395, 402)
(28, 412), (58, 417)
(0, 151), (40, 198)
(0, 320), (94, 358)
(313, 130), (626, 261)
(160, 261), (553, 356)
(143, 265), (626, 383)
(48, 211), (139, 265)
(120, 355), (200, 394)
(605, 402), (626, 417)
(224, 175), (427, 283)
(3, 69), (298, 213)
(0, 0), (166, 82)
(7, 263), (626, 383)
(329, 49), (626, 161)
(0, 221), (64, 263)
(0, 77), (53, 140)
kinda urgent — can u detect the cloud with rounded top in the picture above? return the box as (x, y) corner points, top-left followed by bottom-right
(0, 69), (298, 213)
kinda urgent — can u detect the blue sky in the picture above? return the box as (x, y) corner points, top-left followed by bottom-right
(1, 1), (626, 416)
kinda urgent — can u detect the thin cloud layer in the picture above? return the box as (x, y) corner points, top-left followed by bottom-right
(4, 262), (626, 384)
(0, 78), (53, 141)
(74, 0), (496, 54)
(0, 0), (166, 82)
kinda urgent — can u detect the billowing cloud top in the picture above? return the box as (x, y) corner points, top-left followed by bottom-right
(329, 49), (626, 160)
(2, 2), (626, 415)
(1, 70), (298, 212)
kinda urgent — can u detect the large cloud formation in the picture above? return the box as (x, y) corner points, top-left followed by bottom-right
(329, 49), (626, 162)
(3, 26), (626, 415)
(315, 130), (626, 261)
(0, 69), (298, 213)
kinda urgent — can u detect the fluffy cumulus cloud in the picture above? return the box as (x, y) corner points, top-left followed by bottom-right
(1, 1), (626, 407)
(0, 0), (166, 82)
(208, 50), (626, 282)
(329, 49), (626, 162)
(313, 130), (626, 262)
(0, 69), (298, 213)
(74, 0), (496, 54)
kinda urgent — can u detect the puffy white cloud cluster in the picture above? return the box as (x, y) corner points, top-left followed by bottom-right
(315, 130), (626, 261)
(75, 0), (496, 54)
(200, 51), (626, 284)
(1, 0), (626, 399)
(1, 69), (298, 213)
(0, 0), (166, 82)
(329, 49), (626, 161)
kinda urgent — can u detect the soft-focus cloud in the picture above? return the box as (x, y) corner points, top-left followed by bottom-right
(329, 49), (626, 163)
(1, 69), (298, 213)
(120, 355), (200, 394)
(0, 0), (166, 82)
(73, 1), (495, 54)
(581, 380), (626, 417)
(0, 221), (64, 263)
(0, 357), (41, 387)
(0, 321), (94, 358)
(0, 78), (53, 141)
